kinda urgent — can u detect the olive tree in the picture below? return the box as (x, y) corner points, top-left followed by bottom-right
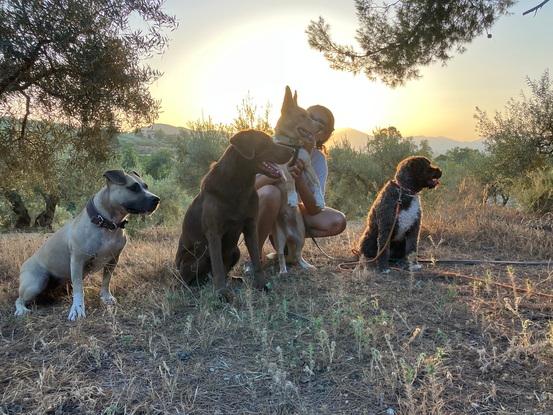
(0, 0), (176, 228)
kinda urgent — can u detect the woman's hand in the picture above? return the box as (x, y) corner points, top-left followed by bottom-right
(288, 159), (305, 181)
(255, 173), (280, 190)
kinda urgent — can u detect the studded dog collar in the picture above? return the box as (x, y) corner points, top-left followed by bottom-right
(86, 199), (128, 231)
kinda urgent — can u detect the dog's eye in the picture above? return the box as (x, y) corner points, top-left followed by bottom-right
(128, 183), (141, 192)
(143, 183), (149, 190)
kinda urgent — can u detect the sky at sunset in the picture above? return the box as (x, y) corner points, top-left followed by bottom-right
(148, 1), (553, 140)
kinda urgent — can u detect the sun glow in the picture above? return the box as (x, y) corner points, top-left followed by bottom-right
(150, 12), (395, 134)
(148, 2), (553, 141)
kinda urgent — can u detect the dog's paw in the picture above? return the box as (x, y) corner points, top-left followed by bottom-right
(14, 299), (31, 317)
(277, 263), (289, 276)
(408, 263), (422, 272)
(278, 269), (289, 277)
(216, 287), (234, 303)
(287, 191), (299, 207)
(253, 275), (269, 291)
(100, 292), (117, 305)
(68, 302), (86, 321)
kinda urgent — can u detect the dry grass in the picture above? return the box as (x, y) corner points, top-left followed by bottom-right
(1, 195), (553, 414)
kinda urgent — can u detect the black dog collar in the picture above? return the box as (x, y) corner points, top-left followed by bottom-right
(86, 199), (128, 231)
(390, 180), (417, 196)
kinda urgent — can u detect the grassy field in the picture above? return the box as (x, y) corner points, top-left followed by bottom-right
(1, 194), (553, 414)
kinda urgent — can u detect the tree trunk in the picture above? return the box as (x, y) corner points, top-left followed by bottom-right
(3, 190), (31, 228)
(35, 193), (59, 230)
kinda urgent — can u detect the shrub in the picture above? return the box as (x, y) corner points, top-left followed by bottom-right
(513, 168), (553, 214)
(124, 173), (193, 234)
(174, 119), (229, 194)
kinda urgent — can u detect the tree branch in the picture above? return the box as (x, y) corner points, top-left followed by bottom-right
(522, 0), (551, 15)
(19, 92), (31, 143)
(0, 41), (47, 97)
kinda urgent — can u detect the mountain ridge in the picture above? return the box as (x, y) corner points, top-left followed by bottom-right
(120, 124), (486, 156)
(329, 127), (485, 155)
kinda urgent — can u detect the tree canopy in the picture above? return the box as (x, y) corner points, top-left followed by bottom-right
(471, 70), (553, 206)
(306, 0), (515, 86)
(0, 0), (176, 228)
(475, 70), (553, 178)
(0, 0), (176, 130)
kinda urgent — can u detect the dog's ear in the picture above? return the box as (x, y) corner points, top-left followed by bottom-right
(230, 130), (256, 160)
(281, 86), (296, 114)
(293, 90), (298, 105)
(103, 170), (128, 185)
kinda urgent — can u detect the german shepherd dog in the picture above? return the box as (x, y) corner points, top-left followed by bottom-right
(272, 86), (324, 275)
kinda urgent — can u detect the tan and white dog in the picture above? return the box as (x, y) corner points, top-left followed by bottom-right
(274, 86), (325, 209)
(14, 170), (160, 320)
(272, 86), (324, 275)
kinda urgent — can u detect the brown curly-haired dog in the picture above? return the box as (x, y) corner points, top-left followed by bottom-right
(355, 156), (442, 273)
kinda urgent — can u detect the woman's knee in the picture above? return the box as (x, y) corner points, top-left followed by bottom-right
(330, 210), (346, 235)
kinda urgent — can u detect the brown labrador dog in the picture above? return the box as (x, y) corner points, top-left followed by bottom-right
(175, 130), (294, 301)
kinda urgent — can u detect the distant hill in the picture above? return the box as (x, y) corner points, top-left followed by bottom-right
(329, 128), (369, 149)
(117, 124), (191, 155)
(139, 123), (185, 138)
(118, 123), (486, 156)
(412, 136), (485, 155)
(329, 127), (485, 155)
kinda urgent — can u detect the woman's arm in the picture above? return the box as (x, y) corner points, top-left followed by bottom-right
(291, 160), (322, 215)
(296, 176), (322, 215)
(256, 160), (322, 215)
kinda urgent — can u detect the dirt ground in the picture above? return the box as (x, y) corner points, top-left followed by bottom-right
(1, 197), (553, 414)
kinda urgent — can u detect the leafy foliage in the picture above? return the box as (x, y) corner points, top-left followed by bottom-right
(232, 94), (274, 135)
(327, 140), (379, 217)
(119, 143), (141, 171)
(174, 97), (274, 194)
(306, 0), (513, 86)
(0, 0), (176, 128)
(475, 70), (553, 206)
(328, 127), (433, 217)
(366, 126), (432, 182)
(0, 0), (175, 228)
(513, 168), (553, 214)
(143, 149), (174, 180)
(174, 118), (230, 194)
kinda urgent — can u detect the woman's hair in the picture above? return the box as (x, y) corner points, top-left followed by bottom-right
(307, 105), (335, 155)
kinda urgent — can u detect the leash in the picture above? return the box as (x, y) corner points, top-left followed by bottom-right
(391, 267), (553, 301)
(309, 185), (405, 262)
(337, 190), (404, 271)
(417, 259), (552, 266)
(337, 258), (553, 270)
(307, 231), (338, 260)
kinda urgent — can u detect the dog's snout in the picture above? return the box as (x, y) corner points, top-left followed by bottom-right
(151, 196), (160, 206)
